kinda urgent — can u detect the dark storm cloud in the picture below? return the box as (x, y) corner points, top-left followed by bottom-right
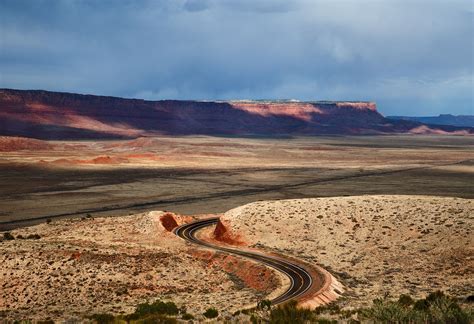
(0, 0), (472, 115)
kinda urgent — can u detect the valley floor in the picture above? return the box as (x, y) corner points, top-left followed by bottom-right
(0, 135), (473, 230)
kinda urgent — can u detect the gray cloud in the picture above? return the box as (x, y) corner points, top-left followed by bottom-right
(0, 0), (472, 115)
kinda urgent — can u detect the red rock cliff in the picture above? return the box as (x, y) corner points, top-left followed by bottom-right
(0, 89), (471, 139)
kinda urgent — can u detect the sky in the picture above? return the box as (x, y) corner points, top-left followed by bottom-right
(0, 0), (473, 116)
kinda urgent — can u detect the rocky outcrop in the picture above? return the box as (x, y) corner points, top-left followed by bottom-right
(0, 89), (472, 139)
(213, 218), (245, 245)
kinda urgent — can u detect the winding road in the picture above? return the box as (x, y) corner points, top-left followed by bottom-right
(173, 217), (317, 305)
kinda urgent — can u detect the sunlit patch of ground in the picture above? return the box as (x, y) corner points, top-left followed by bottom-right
(221, 195), (474, 309)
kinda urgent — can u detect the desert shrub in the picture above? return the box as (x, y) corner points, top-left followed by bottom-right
(422, 291), (471, 324)
(131, 314), (177, 324)
(361, 298), (420, 323)
(3, 232), (15, 240)
(413, 298), (430, 311)
(314, 302), (341, 315)
(90, 313), (115, 323)
(133, 300), (179, 317)
(203, 307), (219, 319)
(250, 314), (261, 323)
(269, 300), (314, 324)
(181, 313), (194, 320)
(398, 294), (415, 306)
(359, 291), (472, 324)
(257, 299), (272, 310)
(26, 234), (41, 239)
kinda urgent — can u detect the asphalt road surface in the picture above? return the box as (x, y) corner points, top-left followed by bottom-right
(174, 217), (316, 305)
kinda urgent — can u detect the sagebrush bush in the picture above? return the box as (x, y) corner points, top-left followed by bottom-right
(360, 291), (472, 324)
(133, 300), (179, 317)
(269, 300), (335, 324)
(203, 307), (219, 318)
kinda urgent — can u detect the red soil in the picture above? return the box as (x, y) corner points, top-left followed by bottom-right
(190, 249), (278, 292)
(213, 219), (245, 246)
(49, 155), (129, 165)
(160, 213), (179, 232)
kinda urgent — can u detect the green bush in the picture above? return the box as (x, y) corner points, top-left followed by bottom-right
(137, 301), (178, 315)
(398, 294), (415, 306)
(203, 307), (219, 319)
(269, 300), (314, 324)
(126, 300), (179, 321)
(359, 291), (472, 324)
(257, 299), (272, 310)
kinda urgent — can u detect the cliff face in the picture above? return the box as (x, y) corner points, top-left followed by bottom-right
(388, 114), (474, 128)
(0, 89), (471, 139)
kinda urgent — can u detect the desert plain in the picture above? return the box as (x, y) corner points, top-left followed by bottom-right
(1, 135), (473, 229)
(0, 134), (473, 321)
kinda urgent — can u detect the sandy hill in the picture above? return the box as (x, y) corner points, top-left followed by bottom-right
(219, 195), (473, 308)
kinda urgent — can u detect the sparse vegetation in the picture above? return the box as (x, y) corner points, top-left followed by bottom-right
(8, 291), (473, 323)
(358, 291), (472, 323)
(3, 232), (15, 240)
(203, 307), (219, 319)
(257, 299), (272, 310)
(312, 291), (474, 324)
(268, 300), (334, 324)
(181, 313), (194, 320)
(89, 313), (115, 323)
(88, 300), (181, 323)
(131, 300), (179, 318)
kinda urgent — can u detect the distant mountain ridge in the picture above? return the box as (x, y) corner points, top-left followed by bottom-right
(0, 89), (472, 139)
(388, 114), (474, 128)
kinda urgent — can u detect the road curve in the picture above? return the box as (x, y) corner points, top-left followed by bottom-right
(173, 217), (316, 305)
